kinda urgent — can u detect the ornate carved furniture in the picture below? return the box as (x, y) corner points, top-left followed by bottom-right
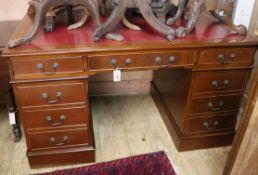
(1, 12), (258, 168)
(9, 0), (101, 48)
(174, 0), (247, 37)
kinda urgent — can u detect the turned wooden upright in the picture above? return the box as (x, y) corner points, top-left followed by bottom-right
(1, 13), (258, 168)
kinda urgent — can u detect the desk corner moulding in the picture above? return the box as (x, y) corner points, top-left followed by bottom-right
(1, 0), (258, 169)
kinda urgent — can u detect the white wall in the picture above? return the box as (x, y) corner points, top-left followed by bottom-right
(0, 0), (28, 21)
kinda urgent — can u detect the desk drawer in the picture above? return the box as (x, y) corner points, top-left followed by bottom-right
(22, 106), (88, 131)
(144, 51), (195, 67)
(190, 94), (242, 115)
(199, 48), (255, 67)
(15, 81), (87, 107)
(88, 54), (144, 71)
(12, 56), (84, 77)
(186, 114), (236, 134)
(27, 127), (89, 150)
(193, 70), (249, 93)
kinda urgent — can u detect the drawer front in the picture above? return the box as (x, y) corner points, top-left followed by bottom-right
(88, 54), (144, 71)
(22, 106), (88, 131)
(12, 56), (84, 77)
(144, 51), (195, 67)
(27, 127), (89, 150)
(186, 114), (236, 134)
(88, 51), (196, 71)
(199, 48), (255, 67)
(15, 81), (87, 107)
(190, 94), (242, 115)
(193, 70), (249, 93)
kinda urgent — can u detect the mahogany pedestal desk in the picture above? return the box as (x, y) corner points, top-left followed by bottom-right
(2, 14), (258, 168)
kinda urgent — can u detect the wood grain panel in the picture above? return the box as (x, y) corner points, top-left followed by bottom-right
(27, 127), (90, 150)
(193, 70), (250, 94)
(12, 56), (84, 78)
(22, 106), (89, 132)
(190, 94), (242, 115)
(15, 80), (88, 108)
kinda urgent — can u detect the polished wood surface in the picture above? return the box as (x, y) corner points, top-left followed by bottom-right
(14, 80), (88, 108)
(22, 106), (88, 132)
(1, 11), (258, 167)
(12, 56), (84, 79)
(190, 94), (242, 115)
(193, 70), (250, 94)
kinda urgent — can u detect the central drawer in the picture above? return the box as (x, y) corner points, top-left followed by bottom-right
(87, 51), (195, 71)
(27, 127), (90, 150)
(22, 106), (89, 131)
(15, 80), (88, 108)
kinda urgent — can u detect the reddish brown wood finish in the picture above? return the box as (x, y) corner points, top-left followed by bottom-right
(27, 127), (90, 150)
(27, 146), (95, 168)
(193, 70), (250, 93)
(88, 51), (196, 71)
(186, 113), (236, 134)
(22, 106), (89, 132)
(15, 80), (88, 108)
(1, 12), (258, 167)
(190, 94), (242, 115)
(11, 56), (84, 79)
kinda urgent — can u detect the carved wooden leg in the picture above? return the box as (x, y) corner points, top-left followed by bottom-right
(176, 0), (205, 37)
(137, 0), (175, 41)
(8, 1), (50, 48)
(167, 0), (189, 25)
(9, 0), (101, 48)
(210, 10), (247, 35)
(94, 0), (127, 41)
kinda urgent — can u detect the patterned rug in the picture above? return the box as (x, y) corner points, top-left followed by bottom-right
(37, 151), (176, 175)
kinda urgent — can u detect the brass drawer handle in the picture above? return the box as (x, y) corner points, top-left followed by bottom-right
(111, 58), (117, 68)
(208, 101), (224, 111)
(46, 115), (65, 126)
(50, 136), (68, 146)
(37, 63), (60, 75)
(125, 58), (132, 67)
(217, 53), (235, 64)
(203, 121), (219, 131)
(212, 80), (229, 90)
(155, 56), (162, 65)
(168, 56), (176, 64)
(41, 92), (63, 104)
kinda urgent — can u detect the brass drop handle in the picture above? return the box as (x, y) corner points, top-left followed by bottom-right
(37, 63), (60, 74)
(125, 58), (132, 66)
(203, 121), (219, 131)
(208, 101), (224, 111)
(229, 53), (236, 60)
(155, 56), (162, 65)
(42, 92), (63, 104)
(46, 115), (65, 126)
(50, 136), (68, 146)
(111, 59), (117, 68)
(212, 80), (229, 90)
(168, 56), (176, 64)
(217, 53), (235, 64)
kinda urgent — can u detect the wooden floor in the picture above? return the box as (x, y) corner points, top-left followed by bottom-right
(0, 95), (230, 175)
